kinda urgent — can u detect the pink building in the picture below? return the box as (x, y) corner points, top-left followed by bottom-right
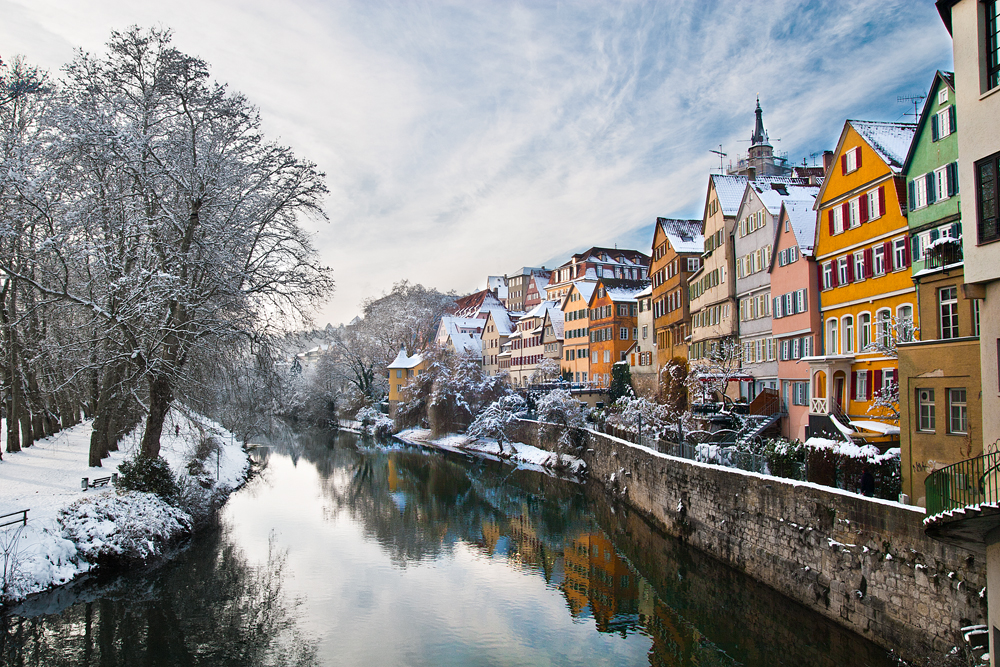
(769, 197), (821, 441)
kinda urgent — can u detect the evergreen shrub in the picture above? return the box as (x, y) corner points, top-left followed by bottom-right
(115, 455), (180, 502)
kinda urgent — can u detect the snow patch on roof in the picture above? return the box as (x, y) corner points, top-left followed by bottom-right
(388, 348), (424, 369)
(783, 198), (819, 256)
(711, 174), (809, 216)
(850, 120), (917, 171)
(657, 218), (703, 253)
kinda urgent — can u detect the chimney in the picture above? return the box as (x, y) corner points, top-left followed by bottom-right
(746, 165), (756, 181)
(822, 150), (835, 175)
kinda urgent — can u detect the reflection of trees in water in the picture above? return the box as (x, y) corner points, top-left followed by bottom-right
(0, 528), (317, 667)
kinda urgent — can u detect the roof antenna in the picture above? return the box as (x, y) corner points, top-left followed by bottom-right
(709, 145), (727, 174)
(897, 94), (926, 122)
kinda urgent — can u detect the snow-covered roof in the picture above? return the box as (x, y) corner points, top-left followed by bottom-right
(485, 307), (515, 336)
(849, 120), (917, 172)
(570, 280), (598, 304)
(487, 275), (509, 299)
(544, 308), (564, 339)
(635, 284), (652, 298)
(749, 182), (820, 216)
(388, 348), (424, 370)
(657, 218), (703, 253)
(782, 198), (819, 257)
(449, 332), (483, 356)
(603, 279), (651, 303)
(532, 274), (550, 293)
(711, 174), (809, 216)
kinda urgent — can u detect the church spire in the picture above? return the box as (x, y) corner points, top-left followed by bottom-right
(750, 96), (770, 147)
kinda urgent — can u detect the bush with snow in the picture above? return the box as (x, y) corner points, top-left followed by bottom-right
(115, 455), (180, 502)
(59, 491), (193, 563)
(467, 394), (526, 452)
(804, 437), (901, 500)
(536, 389), (587, 455)
(356, 406), (395, 438)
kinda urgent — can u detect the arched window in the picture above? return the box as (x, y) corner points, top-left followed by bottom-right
(876, 309), (892, 350)
(826, 318), (839, 355)
(843, 315), (855, 353)
(859, 312), (872, 351)
(897, 304), (914, 342)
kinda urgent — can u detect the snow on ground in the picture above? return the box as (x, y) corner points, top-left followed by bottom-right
(0, 410), (249, 603)
(394, 428), (586, 476)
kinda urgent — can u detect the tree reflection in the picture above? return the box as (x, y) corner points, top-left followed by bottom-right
(0, 528), (317, 667)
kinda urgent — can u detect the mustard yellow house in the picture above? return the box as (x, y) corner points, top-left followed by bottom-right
(806, 120), (917, 439)
(387, 348), (428, 412)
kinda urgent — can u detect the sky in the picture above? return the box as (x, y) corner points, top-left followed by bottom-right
(0, 0), (954, 327)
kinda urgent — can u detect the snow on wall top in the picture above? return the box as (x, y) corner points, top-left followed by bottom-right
(657, 217), (703, 253)
(849, 120), (917, 172)
(783, 197), (819, 256)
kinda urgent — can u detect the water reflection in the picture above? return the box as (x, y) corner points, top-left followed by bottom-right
(1, 427), (898, 667)
(1, 525), (316, 666)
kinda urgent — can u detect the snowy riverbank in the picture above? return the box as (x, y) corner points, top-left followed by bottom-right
(0, 410), (250, 605)
(394, 428), (586, 477)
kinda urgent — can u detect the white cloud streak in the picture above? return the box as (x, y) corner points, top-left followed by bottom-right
(0, 0), (953, 325)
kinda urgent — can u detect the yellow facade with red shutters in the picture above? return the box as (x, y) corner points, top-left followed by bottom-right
(810, 120), (916, 423)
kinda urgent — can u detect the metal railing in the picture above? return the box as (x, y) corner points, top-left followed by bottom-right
(925, 451), (1000, 517)
(0, 509), (28, 529)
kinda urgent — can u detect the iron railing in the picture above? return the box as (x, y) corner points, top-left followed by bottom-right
(925, 451), (1000, 517)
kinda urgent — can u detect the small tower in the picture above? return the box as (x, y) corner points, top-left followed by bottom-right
(748, 97), (773, 161)
(727, 97), (790, 178)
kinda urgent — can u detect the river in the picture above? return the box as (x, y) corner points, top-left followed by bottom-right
(1, 429), (900, 666)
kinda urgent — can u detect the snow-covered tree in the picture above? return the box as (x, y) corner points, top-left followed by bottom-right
(686, 337), (743, 406)
(467, 394), (526, 453)
(529, 357), (561, 384)
(605, 395), (673, 440)
(861, 314), (914, 424)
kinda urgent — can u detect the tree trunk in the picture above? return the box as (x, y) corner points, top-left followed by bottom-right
(140, 374), (172, 458)
(3, 283), (20, 453)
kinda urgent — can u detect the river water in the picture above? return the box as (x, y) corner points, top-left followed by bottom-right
(1, 429), (900, 666)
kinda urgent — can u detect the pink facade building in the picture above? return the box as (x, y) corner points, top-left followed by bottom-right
(769, 198), (821, 441)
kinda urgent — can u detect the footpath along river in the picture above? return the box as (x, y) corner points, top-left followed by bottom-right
(0, 428), (901, 666)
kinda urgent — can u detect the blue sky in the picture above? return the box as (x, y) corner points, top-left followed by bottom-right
(0, 0), (954, 326)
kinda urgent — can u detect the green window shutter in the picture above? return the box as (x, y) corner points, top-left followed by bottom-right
(949, 105), (957, 132)
(926, 173), (937, 204)
(932, 113), (940, 141)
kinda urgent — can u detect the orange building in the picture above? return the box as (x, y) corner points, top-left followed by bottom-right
(650, 217), (703, 368)
(588, 279), (649, 387)
(807, 119), (916, 438)
(560, 280), (597, 384)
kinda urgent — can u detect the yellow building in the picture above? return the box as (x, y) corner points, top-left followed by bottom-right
(806, 120), (916, 438)
(386, 348), (428, 409)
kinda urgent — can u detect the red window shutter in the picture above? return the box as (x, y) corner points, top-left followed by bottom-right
(830, 262), (839, 288)
(841, 202), (849, 226)
(872, 370), (882, 398)
(867, 373), (873, 400)
(903, 235), (911, 267)
(850, 372), (858, 398)
(859, 195), (869, 223)
(828, 209), (835, 235)
(847, 258), (855, 283)
(884, 240), (893, 271)
(856, 147), (862, 169)
(878, 186), (886, 216)
(841, 153), (847, 175)
(864, 247), (873, 277)
(817, 262), (825, 290)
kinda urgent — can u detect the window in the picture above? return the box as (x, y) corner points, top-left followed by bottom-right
(974, 300), (982, 337)
(935, 166), (952, 201)
(940, 286), (959, 339)
(897, 305), (914, 342)
(987, 0), (1000, 91)
(934, 108), (954, 140)
(603, 350), (610, 363)
(867, 189), (882, 220)
(893, 237), (908, 271)
(976, 151), (1000, 243)
(838, 257), (849, 285)
(849, 198), (861, 228)
(592, 351), (598, 363)
(796, 289), (806, 313)
(917, 389), (936, 432)
(833, 206), (844, 234)
(876, 310), (892, 350)
(854, 252), (866, 281)
(687, 257), (700, 272)
(873, 245), (886, 276)
(642, 325), (648, 339)
(939, 87), (949, 105)
(826, 319), (839, 355)
(855, 370), (868, 401)
(860, 313), (872, 350)
(843, 316), (854, 353)
(845, 146), (860, 173)
(912, 176), (928, 210)
(396, 370), (403, 378)
(823, 263), (833, 290)
(620, 327), (628, 340)
(793, 381), (809, 406)
(949, 388), (968, 434)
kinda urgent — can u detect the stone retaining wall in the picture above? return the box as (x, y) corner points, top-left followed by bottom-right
(521, 420), (987, 662)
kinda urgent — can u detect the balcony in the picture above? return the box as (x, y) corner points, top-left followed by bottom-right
(924, 452), (1000, 553)
(810, 397), (828, 414)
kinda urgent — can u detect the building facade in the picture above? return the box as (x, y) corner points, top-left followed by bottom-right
(650, 218), (703, 368)
(561, 281), (597, 383)
(588, 280), (647, 388)
(545, 248), (649, 301)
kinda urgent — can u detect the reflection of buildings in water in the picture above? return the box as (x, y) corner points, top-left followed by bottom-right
(560, 532), (642, 634)
(506, 510), (559, 583)
(641, 596), (740, 667)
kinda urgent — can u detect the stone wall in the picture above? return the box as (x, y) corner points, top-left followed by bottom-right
(521, 419), (987, 662)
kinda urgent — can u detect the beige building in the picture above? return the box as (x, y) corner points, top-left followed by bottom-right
(481, 308), (515, 378)
(628, 285), (657, 398)
(507, 301), (560, 387)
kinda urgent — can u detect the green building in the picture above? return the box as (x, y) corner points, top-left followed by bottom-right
(897, 70), (982, 507)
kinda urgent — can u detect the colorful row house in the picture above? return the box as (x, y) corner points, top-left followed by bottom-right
(587, 279), (648, 387)
(806, 119), (917, 439)
(897, 69), (982, 505)
(650, 217), (703, 367)
(561, 280), (597, 383)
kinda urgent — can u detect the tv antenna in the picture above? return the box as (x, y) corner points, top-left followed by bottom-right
(709, 145), (727, 173)
(897, 94), (926, 122)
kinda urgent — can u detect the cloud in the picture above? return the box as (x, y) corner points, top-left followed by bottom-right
(0, 0), (953, 325)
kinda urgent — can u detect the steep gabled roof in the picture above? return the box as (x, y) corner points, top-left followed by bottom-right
(709, 174), (810, 217)
(543, 307), (564, 340)
(388, 348), (424, 370)
(901, 71), (956, 174)
(601, 278), (652, 303)
(769, 196), (819, 272)
(849, 120), (917, 172)
(657, 217), (703, 253)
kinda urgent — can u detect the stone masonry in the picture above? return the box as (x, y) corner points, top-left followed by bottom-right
(521, 420), (987, 662)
